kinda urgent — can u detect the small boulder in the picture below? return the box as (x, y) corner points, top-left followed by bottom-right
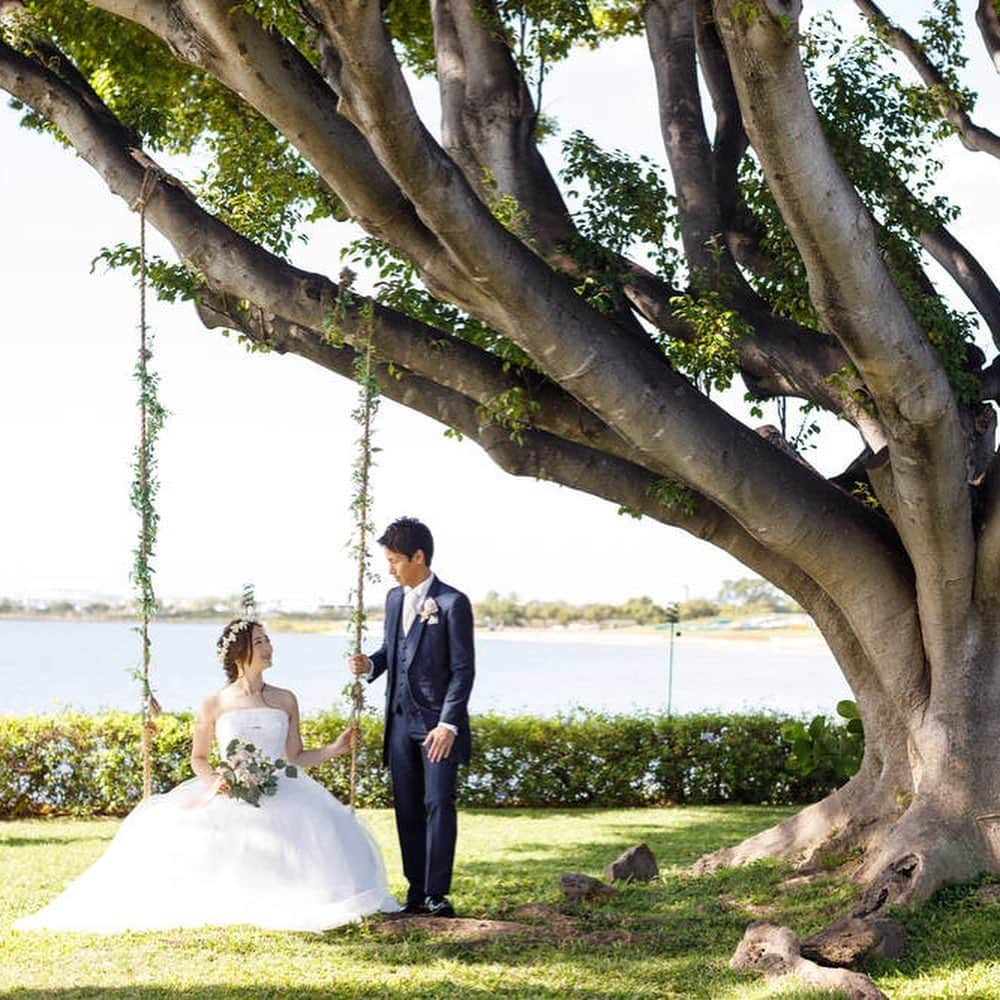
(801, 915), (906, 967)
(559, 872), (618, 902)
(604, 843), (659, 884)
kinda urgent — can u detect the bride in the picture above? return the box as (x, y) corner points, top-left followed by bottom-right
(15, 619), (400, 933)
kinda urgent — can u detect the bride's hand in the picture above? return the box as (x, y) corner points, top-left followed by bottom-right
(210, 772), (230, 797)
(331, 723), (360, 757)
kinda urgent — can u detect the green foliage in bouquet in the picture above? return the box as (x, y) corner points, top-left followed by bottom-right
(218, 738), (298, 807)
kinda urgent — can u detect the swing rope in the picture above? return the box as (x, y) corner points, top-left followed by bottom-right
(131, 166), (162, 800)
(125, 173), (378, 809)
(348, 329), (378, 811)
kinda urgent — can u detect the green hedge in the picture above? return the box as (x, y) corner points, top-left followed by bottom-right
(0, 710), (851, 817)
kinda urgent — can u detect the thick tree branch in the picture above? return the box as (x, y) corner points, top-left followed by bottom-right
(428, 0), (657, 340)
(644, 2), (881, 426)
(691, 0), (771, 275)
(645, 0), (724, 272)
(84, 0), (483, 308)
(713, 0), (975, 674)
(977, 0), (1000, 73)
(430, 0), (576, 253)
(0, 32), (650, 469)
(918, 225), (1000, 351)
(855, 0), (1000, 159)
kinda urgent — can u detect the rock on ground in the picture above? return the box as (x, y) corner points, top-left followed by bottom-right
(604, 843), (659, 883)
(559, 872), (619, 901)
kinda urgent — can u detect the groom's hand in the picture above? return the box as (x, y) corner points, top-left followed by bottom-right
(349, 654), (371, 677)
(422, 725), (455, 763)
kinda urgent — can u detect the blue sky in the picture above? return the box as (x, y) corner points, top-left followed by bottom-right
(1, 3), (996, 609)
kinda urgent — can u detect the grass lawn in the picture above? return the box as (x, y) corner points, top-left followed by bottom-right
(2, 807), (998, 998)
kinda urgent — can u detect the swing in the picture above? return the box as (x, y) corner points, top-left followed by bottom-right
(128, 169), (379, 810)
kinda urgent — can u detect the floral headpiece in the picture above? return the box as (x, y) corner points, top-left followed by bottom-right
(217, 619), (256, 665)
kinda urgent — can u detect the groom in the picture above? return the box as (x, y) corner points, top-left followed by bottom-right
(350, 516), (474, 917)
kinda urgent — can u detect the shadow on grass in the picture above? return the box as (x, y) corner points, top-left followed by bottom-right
(455, 806), (794, 885)
(0, 836), (112, 848)
(0, 989), (652, 999)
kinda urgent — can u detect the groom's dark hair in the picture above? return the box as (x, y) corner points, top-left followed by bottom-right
(378, 517), (434, 566)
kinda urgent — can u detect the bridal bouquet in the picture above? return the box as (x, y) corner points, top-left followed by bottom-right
(219, 739), (298, 807)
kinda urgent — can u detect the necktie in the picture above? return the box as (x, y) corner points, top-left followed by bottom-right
(402, 588), (420, 636)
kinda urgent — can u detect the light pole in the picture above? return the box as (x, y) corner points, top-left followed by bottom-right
(665, 602), (679, 717)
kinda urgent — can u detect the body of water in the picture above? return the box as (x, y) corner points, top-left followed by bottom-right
(0, 619), (852, 718)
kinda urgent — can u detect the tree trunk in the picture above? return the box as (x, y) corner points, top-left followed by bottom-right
(697, 626), (1000, 908)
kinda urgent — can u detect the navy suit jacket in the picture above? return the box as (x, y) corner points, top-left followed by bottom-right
(368, 576), (475, 765)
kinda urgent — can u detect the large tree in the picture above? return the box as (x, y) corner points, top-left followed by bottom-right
(2, 0), (999, 916)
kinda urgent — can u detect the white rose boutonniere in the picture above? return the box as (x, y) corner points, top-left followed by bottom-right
(419, 596), (439, 625)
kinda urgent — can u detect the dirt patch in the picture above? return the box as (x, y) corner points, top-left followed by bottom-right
(373, 904), (647, 948)
(373, 916), (537, 942)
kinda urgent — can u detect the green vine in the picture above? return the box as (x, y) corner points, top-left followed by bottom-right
(344, 278), (381, 810)
(129, 177), (167, 799)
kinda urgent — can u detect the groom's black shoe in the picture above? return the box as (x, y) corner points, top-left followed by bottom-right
(402, 898), (429, 915)
(425, 895), (455, 918)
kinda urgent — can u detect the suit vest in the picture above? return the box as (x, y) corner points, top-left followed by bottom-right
(391, 615), (421, 717)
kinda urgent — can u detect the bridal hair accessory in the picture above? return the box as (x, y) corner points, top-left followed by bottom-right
(418, 596), (439, 625)
(217, 619), (255, 664)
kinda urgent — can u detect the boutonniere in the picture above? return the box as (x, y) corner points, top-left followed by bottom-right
(419, 596), (439, 625)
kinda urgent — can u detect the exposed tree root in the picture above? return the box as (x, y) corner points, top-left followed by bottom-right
(853, 807), (987, 909)
(730, 922), (887, 999)
(706, 778), (999, 995)
(691, 767), (899, 874)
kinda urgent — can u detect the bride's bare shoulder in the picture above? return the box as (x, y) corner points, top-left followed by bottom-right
(195, 690), (224, 723)
(265, 685), (298, 714)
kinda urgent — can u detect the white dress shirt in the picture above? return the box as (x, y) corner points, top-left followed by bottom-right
(402, 572), (435, 635)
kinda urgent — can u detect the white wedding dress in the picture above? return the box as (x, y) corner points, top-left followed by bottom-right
(14, 707), (400, 933)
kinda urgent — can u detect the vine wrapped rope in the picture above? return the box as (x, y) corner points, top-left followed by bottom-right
(131, 166), (165, 800)
(347, 302), (379, 812)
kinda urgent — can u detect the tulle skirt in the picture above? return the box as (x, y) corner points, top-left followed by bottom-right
(14, 772), (400, 933)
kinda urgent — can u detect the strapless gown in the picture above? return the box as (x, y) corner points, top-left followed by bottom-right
(14, 707), (400, 932)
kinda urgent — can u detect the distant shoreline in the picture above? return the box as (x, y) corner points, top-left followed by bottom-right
(0, 614), (827, 649)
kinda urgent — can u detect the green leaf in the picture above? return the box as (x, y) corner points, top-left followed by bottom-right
(808, 716), (827, 741)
